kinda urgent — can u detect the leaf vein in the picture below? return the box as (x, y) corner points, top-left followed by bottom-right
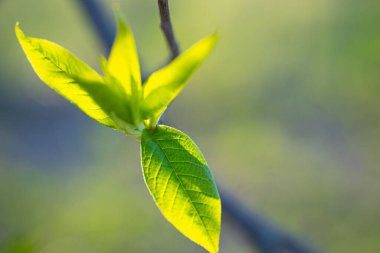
(153, 140), (215, 246)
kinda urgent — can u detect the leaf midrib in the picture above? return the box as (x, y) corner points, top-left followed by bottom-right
(32, 45), (85, 82)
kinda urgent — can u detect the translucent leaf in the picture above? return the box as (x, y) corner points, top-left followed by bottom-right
(141, 34), (219, 125)
(141, 125), (221, 253)
(107, 15), (142, 101)
(15, 23), (128, 129)
(100, 57), (138, 126)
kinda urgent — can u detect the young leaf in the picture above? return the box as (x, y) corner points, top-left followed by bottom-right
(100, 57), (138, 127)
(15, 24), (126, 130)
(141, 125), (221, 253)
(107, 15), (142, 107)
(141, 34), (219, 125)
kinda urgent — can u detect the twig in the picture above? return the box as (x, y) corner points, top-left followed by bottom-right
(155, 0), (180, 123)
(157, 0), (180, 59)
(78, 1), (320, 252)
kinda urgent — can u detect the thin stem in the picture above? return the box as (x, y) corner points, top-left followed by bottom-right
(157, 0), (180, 59)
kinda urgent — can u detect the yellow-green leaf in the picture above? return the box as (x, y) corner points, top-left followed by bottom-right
(15, 23), (126, 130)
(141, 34), (219, 125)
(107, 15), (141, 100)
(141, 125), (221, 253)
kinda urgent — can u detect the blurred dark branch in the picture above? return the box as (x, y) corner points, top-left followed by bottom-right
(221, 190), (318, 253)
(157, 0), (180, 59)
(78, 1), (319, 252)
(77, 0), (115, 53)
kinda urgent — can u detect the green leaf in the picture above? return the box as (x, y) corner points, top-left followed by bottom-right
(99, 57), (137, 127)
(108, 15), (141, 89)
(141, 125), (221, 253)
(107, 15), (142, 125)
(141, 34), (219, 125)
(15, 23), (128, 130)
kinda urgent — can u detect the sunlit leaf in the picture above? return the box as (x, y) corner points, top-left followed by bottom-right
(141, 125), (221, 253)
(107, 14), (142, 123)
(15, 23), (128, 129)
(99, 57), (137, 126)
(141, 34), (219, 125)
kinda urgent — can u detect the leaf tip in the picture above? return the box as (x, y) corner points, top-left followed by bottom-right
(207, 32), (220, 50)
(211, 31), (221, 40)
(111, 6), (131, 35)
(15, 22), (24, 39)
(111, 2), (122, 18)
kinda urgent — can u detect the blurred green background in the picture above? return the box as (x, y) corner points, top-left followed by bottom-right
(1, 0), (380, 252)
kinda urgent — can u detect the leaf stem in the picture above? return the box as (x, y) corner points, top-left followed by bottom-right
(157, 0), (180, 59)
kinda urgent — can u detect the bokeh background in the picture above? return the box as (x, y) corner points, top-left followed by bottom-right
(1, 0), (379, 252)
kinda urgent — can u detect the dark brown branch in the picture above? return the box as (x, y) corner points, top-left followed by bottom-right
(157, 0), (180, 59)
